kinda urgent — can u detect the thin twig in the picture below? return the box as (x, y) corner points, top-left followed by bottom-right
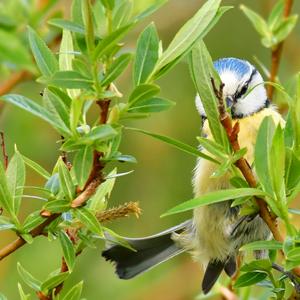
(0, 71), (31, 97)
(0, 173), (103, 261)
(0, 132), (8, 169)
(268, 0), (294, 100)
(272, 263), (300, 293)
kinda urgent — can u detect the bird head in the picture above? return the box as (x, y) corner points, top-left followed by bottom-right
(196, 58), (269, 119)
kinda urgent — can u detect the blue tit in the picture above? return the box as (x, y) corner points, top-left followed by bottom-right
(102, 58), (285, 294)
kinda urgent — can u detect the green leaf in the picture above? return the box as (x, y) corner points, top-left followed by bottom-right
(127, 127), (217, 163)
(22, 211), (45, 232)
(240, 5), (270, 38)
(93, 24), (133, 61)
(268, 0), (284, 30)
(155, 0), (221, 71)
(83, 125), (118, 143)
(128, 97), (175, 113)
(255, 116), (275, 196)
(59, 231), (76, 272)
(162, 188), (266, 217)
(41, 272), (69, 292)
(28, 27), (58, 77)
(88, 169), (117, 212)
(112, 0), (133, 30)
(7, 150), (25, 215)
(234, 272), (267, 288)
(189, 41), (228, 147)
(197, 136), (226, 158)
(273, 15), (298, 44)
(1, 94), (71, 136)
(0, 216), (16, 231)
(74, 207), (103, 236)
(59, 29), (80, 100)
(286, 248), (300, 262)
(22, 155), (50, 179)
(48, 71), (93, 89)
(18, 283), (30, 300)
(58, 158), (75, 201)
(134, 0), (168, 21)
(134, 23), (159, 85)
(102, 53), (132, 86)
(48, 87), (72, 108)
(43, 89), (70, 129)
(43, 199), (70, 213)
(17, 262), (41, 291)
(0, 161), (15, 218)
(269, 124), (285, 202)
(100, 0), (115, 10)
(240, 240), (283, 251)
(73, 146), (93, 189)
(62, 281), (83, 300)
(128, 84), (160, 104)
(240, 259), (272, 273)
(0, 293), (7, 300)
(0, 29), (31, 69)
(48, 19), (85, 34)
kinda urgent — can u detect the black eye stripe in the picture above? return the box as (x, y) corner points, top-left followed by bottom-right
(234, 68), (257, 100)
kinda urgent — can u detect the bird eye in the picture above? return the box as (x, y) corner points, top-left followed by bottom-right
(240, 85), (248, 96)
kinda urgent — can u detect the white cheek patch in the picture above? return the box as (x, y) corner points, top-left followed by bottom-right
(219, 71), (239, 96)
(234, 72), (267, 117)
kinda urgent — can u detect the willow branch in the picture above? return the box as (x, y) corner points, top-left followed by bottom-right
(267, 0), (294, 100)
(211, 78), (300, 279)
(0, 174), (103, 261)
(0, 131), (8, 170)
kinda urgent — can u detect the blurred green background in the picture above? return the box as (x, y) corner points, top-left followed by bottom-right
(0, 0), (299, 299)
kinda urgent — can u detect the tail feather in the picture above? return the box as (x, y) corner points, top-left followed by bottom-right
(102, 220), (192, 279)
(202, 260), (225, 294)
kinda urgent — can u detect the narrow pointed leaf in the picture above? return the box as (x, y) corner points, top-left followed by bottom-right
(162, 188), (267, 217)
(155, 0), (221, 71)
(102, 53), (132, 86)
(189, 41), (228, 147)
(22, 155), (50, 179)
(28, 27), (58, 77)
(1, 94), (71, 136)
(93, 24), (133, 61)
(0, 161), (14, 217)
(128, 97), (175, 113)
(234, 272), (267, 288)
(48, 71), (93, 89)
(58, 158), (75, 201)
(6, 150), (25, 214)
(41, 272), (69, 292)
(59, 231), (76, 272)
(62, 281), (83, 300)
(48, 19), (85, 34)
(134, 23), (159, 85)
(73, 146), (93, 189)
(240, 240), (283, 251)
(128, 84), (160, 104)
(74, 207), (103, 236)
(17, 262), (41, 291)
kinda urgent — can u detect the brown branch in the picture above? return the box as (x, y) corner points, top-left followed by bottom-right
(267, 0), (294, 100)
(0, 71), (32, 97)
(211, 78), (300, 280)
(0, 131), (8, 169)
(36, 291), (51, 300)
(0, 172), (103, 261)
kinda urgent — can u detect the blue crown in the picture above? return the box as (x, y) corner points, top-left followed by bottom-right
(213, 58), (251, 79)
